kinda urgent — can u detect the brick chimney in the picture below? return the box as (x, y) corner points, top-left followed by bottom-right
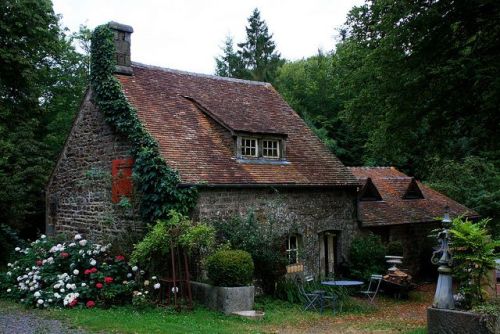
(108, 21), (133, 75)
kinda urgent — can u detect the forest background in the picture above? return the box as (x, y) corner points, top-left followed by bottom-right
(0, 0), (498, 245)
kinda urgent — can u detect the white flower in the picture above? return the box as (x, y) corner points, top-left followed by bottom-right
(40, 234), (46, 239)
(69, 243), (76, 247)
(54, 293), (61, 299)
(53, 283), (60, 289)
(144, 280), (150, 286)
(79, 239), (87, 247)
(90, 259), (96, 266)
(6, 289), (11, 293)
(15, 247), (20, 251)
(74, 234), (82, 240)
(154, 283), (161, 290)
(132, 266), (138, 272)
(29, 287), (34, 291)
(127, 273), (132, 278)
(60, 288), (65, 293)
(73, 269), (79, 275)
(7, 263), (12, 267)
(48, 299), (53, 303)
(81, 283), (86, 287)
(78, 250), (84, 254)
(37, 299), (44, 305)
(152, 276), (157, 280)
(34, 291), (41, 297)
(140, 270), (145, 275)
(6, 272), (11, 276)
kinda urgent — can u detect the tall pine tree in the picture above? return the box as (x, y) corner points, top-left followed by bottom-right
(215, 8), (283, 83)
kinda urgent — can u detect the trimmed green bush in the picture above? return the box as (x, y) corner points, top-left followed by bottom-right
(206, 250), (254, 287)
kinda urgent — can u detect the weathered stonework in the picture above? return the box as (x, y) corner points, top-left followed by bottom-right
(46, 90), (143, 241)
(193, 187), (359, 276)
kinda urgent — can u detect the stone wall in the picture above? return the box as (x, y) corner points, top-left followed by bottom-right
(46, 90), (143, 242)
(193, 187), (359, 276)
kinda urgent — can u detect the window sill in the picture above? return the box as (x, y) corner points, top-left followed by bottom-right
(236, 158), (290, 165)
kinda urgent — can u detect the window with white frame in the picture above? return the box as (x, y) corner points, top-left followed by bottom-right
(286, 234), (300, 265)
(262, 139), (280, 158)
(241, 138), (258, 157)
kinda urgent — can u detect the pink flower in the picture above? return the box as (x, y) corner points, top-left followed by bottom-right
(104, 276), (113, 284)
(60, 252), (69, 259)
(90, 267), (98, 273)
(69, 299), (78, 307)
(96, 283), (103, 289)
(36, 260), (43, 266)
(84, 269), (91, 275)
(86, 300), (95, 308)
(115, 255), (125, 261)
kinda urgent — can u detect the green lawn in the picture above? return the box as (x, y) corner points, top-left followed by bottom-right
(0, 296), (428, 334)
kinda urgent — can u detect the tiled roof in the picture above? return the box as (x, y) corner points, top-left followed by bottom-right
(348, 167), (479, 227)
(115, 63), (358, 186)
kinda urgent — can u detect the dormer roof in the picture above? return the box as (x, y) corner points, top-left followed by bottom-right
(348, 167), (479, 226)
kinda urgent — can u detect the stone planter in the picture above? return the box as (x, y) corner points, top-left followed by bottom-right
(190, 281), (254, 314)
(427, 307), (500, 334)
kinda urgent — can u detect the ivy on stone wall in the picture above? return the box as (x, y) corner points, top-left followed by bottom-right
(90, 24), (197, 222)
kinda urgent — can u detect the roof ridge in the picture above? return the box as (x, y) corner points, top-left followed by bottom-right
(131, 62), (272, 87)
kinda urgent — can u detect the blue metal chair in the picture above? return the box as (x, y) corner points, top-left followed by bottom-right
(360, 274), (383, 303)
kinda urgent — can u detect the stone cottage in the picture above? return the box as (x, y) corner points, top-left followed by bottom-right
(46, 22), (360, 277)
(46, 22), (477, 278)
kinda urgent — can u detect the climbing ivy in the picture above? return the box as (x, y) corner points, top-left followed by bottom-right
(90, 24), (197, 222)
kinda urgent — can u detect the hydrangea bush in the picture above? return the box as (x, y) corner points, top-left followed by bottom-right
(0, 233), (161, 308)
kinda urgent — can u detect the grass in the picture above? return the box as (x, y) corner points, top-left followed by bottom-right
(0, 293), (430, 334)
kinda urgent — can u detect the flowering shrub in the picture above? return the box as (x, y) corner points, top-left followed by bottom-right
(0, 233), (161, 308)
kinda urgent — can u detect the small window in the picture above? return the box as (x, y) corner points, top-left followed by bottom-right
(241, 138), (257, 157)
(262, 140), (280, 158)
(286, 235), (300, 265)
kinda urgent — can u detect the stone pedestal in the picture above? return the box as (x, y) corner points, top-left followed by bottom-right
(190, 281), (254, 314)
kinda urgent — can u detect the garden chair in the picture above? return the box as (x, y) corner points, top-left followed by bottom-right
(296, 275), (324, 312)
(360, 274), (383, 303)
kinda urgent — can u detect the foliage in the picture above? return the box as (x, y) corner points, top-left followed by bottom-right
(211, 212), (287, 294)
(427, 156), (500, 236)
(90, 24), (198, 223)
(274, 53), (364, 166)
(0, 225), (27, 268)
(386, 241), (404, 256)
(449, 217), (499, 308)
(215, 8), (284, 83)
(0, 0), (88, 234)
(206, 249), (254, 287)
(349, 233), (386, 280)
(0, 233), (161, 308)
(131, 210), (214, 271)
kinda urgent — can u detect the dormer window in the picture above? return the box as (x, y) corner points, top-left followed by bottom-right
(236, 136), (286, 161)
(241, 138), (258, 157)
(262, 139), (279, 159)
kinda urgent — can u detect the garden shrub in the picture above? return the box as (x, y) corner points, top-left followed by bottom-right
(450, 217), (499, 308)
(349, 233), (386, 280)
(206, 250), (254, 287)
(0, 233), (161, 308)
(211, 212), (287, 294)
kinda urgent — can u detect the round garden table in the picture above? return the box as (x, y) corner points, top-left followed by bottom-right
(321, 280), (364, 287)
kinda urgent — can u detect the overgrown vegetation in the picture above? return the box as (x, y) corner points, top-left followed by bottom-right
(130, 210), (214, 273)
(211, 212), (287, 294)
(349, 233), (386, 281)
(90, 24), (197, 223)
(449, 217), (499, 308)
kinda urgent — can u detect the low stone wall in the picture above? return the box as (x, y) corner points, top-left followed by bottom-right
(427, 307), (500, 334)
(190, 281), (254, 314)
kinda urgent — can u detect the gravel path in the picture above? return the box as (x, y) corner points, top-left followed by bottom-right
(0, 306), (88, 334)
